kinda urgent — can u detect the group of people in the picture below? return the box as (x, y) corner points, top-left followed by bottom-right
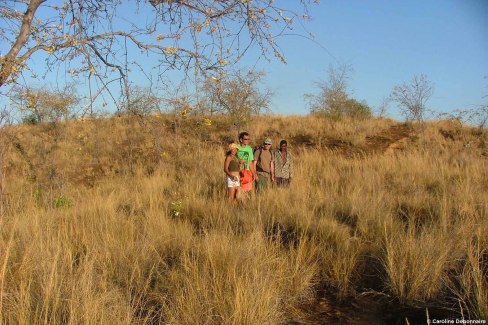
(224, 132), (293, 206)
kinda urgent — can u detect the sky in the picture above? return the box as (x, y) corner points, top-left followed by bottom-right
(1, 0), (487, 120)
(254, 0), (488, 117)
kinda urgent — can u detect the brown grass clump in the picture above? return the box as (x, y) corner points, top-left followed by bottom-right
(1, 114), (487, 323)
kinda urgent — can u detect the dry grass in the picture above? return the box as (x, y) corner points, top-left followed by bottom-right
(1, 114), (487, 323)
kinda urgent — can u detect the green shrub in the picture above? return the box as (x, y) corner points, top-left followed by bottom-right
(53, 196), (73, 208)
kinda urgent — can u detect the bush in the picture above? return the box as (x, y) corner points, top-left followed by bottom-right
(53, 196), (74, 208)
(21, 113), (39, 125)
(317, 98), (372, 119)
(306, 64), (371, 119)
(13, 85), (79, 123)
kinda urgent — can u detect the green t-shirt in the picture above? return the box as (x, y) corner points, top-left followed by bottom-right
(237, 145), (254, 170)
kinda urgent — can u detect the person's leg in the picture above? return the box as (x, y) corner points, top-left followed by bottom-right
(255, 175), (262, 191)
(227, 187), (234, 205)
(234, 187), (241, 205)
(282, 178), (290, 187)
(228, 187), (239, 206)
(256, 173), (269, 192)
(262, 174), (269, 189)
(275, 177), (283, 187)
(227, 176), (239, 205)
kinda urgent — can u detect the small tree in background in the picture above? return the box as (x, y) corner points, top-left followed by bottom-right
(165, 93), (193, 123)
(305, 64), (371, 119)
(375, 97), (391, 118)
(0, 106), (13, 212)
(12, 85), (79, 124)
(122, 86), (162, 117)
(390, 74), (434, 123)
(478, 75), (488, 129)
(203, 69), (272, 130)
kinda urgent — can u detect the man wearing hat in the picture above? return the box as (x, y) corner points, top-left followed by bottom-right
(254, 137), (274, 191)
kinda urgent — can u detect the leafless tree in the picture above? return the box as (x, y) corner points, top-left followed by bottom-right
(390, 74), (434, 123)
(374, 97), (390, 118)
(442, 105), (488, 131)
(305, 63), (371, 119)
(0, 105), (13, 218)
(462, 76), (488, 129)
(306, 64), (351, 113)
(0, 0), (316, 110)
(479, 75), (488, 129)
(121, 86), (162, 117)
(11, 84), (79, 123)
(203, 69), (271, 130)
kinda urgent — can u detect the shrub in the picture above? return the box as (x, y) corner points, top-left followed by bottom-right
(306, 64), (372, 119)
(13, 85), (79, 123)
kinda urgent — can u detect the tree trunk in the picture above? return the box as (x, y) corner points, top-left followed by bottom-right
(0, 0), (44, 87)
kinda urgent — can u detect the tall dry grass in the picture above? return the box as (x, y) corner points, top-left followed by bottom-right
(0, 114), (487, 323)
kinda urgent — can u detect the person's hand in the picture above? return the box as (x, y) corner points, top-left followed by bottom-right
(233, 176), (238, 181)
(254, 174), (259, 182)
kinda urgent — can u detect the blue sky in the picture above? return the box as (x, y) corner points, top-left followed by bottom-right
(1, 1), (487, 120)
(253, 0), (488, 117)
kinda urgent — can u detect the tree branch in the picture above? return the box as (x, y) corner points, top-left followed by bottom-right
(0, 0), (45, 86)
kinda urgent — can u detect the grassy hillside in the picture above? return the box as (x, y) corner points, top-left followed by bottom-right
(1, 114), (487, 324)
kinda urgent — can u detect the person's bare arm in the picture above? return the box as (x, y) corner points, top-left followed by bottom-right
(271, 160), (275, 182)
(252, 160), (258, 181)
(252, 150), (259, 181)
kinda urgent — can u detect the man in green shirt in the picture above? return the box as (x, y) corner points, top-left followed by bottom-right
(237, 131), (256, 192)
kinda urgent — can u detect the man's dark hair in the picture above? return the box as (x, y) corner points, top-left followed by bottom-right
(280, 139), (288, 146)
(239, 132), (249, 141)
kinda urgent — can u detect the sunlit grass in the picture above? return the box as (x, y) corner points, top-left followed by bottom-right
(1, 114), (487, 323)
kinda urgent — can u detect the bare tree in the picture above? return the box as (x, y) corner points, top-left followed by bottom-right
(203, 69), (271, 130)
(0, 106), (13, 218)
(11, 85), (79, 123)
(306, 64), (351, 114)
(390, 74), (434, 123)
(121, 86), (162, 117)
(443, 105), (488, 131)
(467, 76), (487, 129)
(305, 64), (371, 119)
(479, 75), (488, 129)
(0, 0), (315, 109)
(376, 97), (391, 118)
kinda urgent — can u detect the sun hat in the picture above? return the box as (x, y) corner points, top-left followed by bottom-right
(264, 138), (272, 145)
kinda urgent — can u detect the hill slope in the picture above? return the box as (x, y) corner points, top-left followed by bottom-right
(0, 114), (487, 324)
